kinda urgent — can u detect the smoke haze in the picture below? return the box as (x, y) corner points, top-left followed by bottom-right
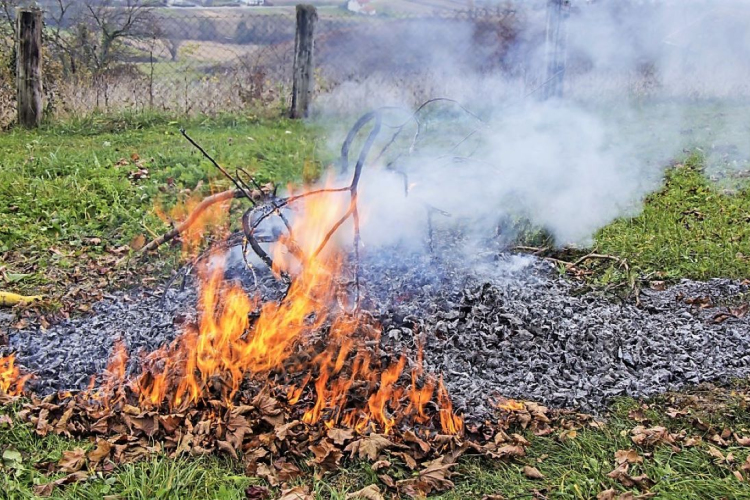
(306, 0), (750, 253)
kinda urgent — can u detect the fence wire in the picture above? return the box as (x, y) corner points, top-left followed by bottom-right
(0, 6), (521, 126)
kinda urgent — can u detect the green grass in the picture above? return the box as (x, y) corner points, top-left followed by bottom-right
(592, 154), (750, 285)
(0, 111), (323, 302)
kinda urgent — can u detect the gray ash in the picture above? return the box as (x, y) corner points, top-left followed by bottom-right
(2, 244), (750, 419)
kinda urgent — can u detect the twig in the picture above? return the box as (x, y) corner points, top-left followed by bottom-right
(116, 189), (242, 267)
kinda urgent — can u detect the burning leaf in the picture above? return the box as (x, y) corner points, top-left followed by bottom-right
(523, 465), (544, 479)
(327, 427), (355, 445)
(615, 449), (643, 465)
(345, 434), (394, 461)
(58, 448), (87, 473)
(346, 484), (385, 500)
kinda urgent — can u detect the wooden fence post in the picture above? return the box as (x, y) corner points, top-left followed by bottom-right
(543, 0), (569, 100)
(290, 4), (317, 119)
(16, 7), (43, 128)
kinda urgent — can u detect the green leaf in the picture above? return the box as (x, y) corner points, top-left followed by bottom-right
(5, 273), (33, 284)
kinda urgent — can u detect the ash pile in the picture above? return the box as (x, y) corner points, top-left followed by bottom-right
(5, 241), (750, 419)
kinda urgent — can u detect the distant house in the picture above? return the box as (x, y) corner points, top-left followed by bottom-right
(239, 0), (266, 5)
(346, 0), (376, 15)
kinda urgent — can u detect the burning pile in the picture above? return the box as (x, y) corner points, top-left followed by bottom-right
(0, 104), (551, 495)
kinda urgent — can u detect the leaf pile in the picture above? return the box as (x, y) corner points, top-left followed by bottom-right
(13, 389), (577, 497)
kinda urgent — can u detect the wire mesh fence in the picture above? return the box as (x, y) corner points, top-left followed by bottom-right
(0, 5), (522, 126)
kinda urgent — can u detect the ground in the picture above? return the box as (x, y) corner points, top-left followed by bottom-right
(1, 113), (750, 499)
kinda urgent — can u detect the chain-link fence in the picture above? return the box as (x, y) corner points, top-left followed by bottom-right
(0, 5), (522, 126)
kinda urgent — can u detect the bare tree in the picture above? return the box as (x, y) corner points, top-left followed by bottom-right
(83, 0), (157, 70)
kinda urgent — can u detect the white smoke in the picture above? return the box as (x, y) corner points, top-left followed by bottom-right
(311, 0), (750, 249)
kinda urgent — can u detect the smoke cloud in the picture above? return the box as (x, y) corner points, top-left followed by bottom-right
(309, 0), (750, 251)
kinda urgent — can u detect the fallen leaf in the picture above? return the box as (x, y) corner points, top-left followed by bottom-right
(277, 486), (313, 500)
(735, 434), (750, 446)
(596, 490), (617, 500)
(58, 448), (87, 473)
(523, 465), (544, 479)
(245, 485), (271, 500)
(615, 449), (643, 465)
(346, 484), (385, 500)
(129, 234), (146, 251)
(87, 439), (112, 464)
(707, 446), (726, 462)
(372, 460), (391, 471)
(345, 434), (394, 461)
(327, 427), (355, 446)
(33, 471), (89, 497)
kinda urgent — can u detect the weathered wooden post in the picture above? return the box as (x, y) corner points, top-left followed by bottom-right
(543, 0), (569, 100)
(290, 4), (317, 119)
(16, 7), (43, 128)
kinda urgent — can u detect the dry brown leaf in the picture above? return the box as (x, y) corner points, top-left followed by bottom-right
(274, 458), (302, 483)
(372, 460), (391, 471)
(129, 234), (146, 251)
(345, 434), (394, 461)
(596, 489), (617, 500)
(58, 448), (87, 473)
(346, 484), (385, 500)
(628, 409), (648, 423)
(327, 427), (355, 446)
(309, 439), (343, 471)
(393, 451), (418, 470)
(522, 465), (545, 480)
(488, 444), (526, 460)
(615, 449), (643, 465)
(630, 426), (677, 450)
(87, 438), (112, 464)
(245, 485), (272, 500)
(378, 474), (396, 488)
(33, 471), (89, 497)
(481, 496), (506, 500)
(734, 470), (744, 482)
(607, 463), (655, 490)
(396, 456), (455, 498)
(277, 486), (313, 500)
(217, 440), (238, 460)
(735, 434), (750, 446)
(707, 446), (726, 462)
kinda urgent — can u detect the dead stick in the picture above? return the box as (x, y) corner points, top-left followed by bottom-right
(116, 189), (242, 266)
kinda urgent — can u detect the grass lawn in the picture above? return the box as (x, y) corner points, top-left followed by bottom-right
(1, 112), (750, 498)
(0, 112), (321, 312)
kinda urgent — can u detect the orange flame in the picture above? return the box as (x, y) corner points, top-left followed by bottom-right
(0, 354), (30, 397)
(155, 186), (231, 258)
(133, 178), (464, 435)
